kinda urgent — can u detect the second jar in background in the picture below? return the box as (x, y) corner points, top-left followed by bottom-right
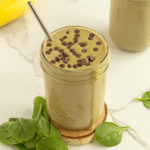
(109, 0), (150, 52)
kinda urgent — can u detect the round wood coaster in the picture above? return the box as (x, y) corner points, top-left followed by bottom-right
(51, 103), (108, 146)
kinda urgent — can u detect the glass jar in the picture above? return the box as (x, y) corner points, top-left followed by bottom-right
(109, 0), (150, 52)
(40, 26), (110, 131)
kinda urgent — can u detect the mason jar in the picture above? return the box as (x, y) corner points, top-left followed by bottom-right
(109, 0), (150, 52)
(40, 26), (110, 143)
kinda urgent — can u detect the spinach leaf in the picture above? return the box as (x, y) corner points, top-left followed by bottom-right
(36, 137), (68, 150)
(95, 122), (130, 146)
(9, 118), (18, 122)
(16, 144), (30, 150)
(50, 124), (61, 139)
(36, 116), (50, 137)
(135, 91), (150, 108)
(17, 118), (37, 142)
(32, 97), (49, 121)
(0, 121), (21, 145)
(0, 118), (36, 145)
(24, 137), (36, 149)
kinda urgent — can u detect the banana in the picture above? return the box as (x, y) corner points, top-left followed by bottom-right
(0, 0), (36, 27)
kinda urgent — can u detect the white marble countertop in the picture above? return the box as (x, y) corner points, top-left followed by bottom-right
(0, 0), (150, 150)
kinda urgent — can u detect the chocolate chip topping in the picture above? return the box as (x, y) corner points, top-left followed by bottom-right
(85, 62), (90, 66)
(63, 36), (67, 39)
(51, 60), (56, 64)
(49, 48), (53, 51)
(59, 49), (64, 53)
(79, 42), (87, 47)
(76, 54), (81, 58)
(62, 42), (67, 46)
(67, 45), (72, 49)
(73, 64), (78, 68)
(93, 47), (99, 52)
(55, 57), (60, 62)
(60, 38), (63, 41)
(88, 37), (93, 40)
(63, 53), (68, 57)
(88, 56), (95, 62)
(73, 38), (78, 43)
(45, 50), (51, 54)
(96, 41), (102, 45)
(54, 47), (59, 50)
(74, 34), (80, 38)
(89, 33), (95, 37)
(66, 31), (70, 34)
(81, 49), (87, 53)
(46, 43), (51, 47)
(68, 42), (73, 45)
(67, 64), (72, 68)
(74, 29), (80, 33)
(59, 64), (65, 68)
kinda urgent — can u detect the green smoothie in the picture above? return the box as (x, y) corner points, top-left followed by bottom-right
(40, 26), (110, 130)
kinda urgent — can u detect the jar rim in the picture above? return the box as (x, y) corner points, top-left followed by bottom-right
(41, 25), (110, 77)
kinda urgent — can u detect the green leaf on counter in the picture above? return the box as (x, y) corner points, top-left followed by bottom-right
(135, 91), (150, 108)
(36, 137), (68, 150)
(95, 122), (130, 146)
(32, 97), (49, 121)
(0, 118), (36, 145)
(16, 144), (30, 150)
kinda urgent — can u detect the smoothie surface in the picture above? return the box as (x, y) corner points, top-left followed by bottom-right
(42, 26), (107, 71)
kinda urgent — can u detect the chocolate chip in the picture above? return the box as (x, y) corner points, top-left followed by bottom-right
(63, 53), (68, 57)
(58, 54), (62, 57)
(67, 64), (72, 68)
(88, 56), (95, 62)
(66, 31), (70, 34)
(63, 36), (67, 39)
(89, 33), (95, 37)
(60, 38), (64, 41)
(63, 60), (68, 64)
(73, 64), (77, 68)
(62, 42), (67, 46)
(45, 50), (50, 54)
(77, 62), (82, 67)
(93, 47), (98, 52)
(74, 29), (80, 33)
(96, 41), (102, 45)
(76, 54), (81, 58)
(88, 37), (93, 40)
(59, 64), (65, 68)
(79, 42), (87, 47)
(68, 42), (73, 45)
(54, 47), (59, 50)
(85, 62), (90, 66)
(55, 57), (60, 62)
(70, 49), (76, 54)
(81, 58), (86, 64)
(81, 49), (87, 53)
(74, 34), (80, 38)
(49, 48), (53, 51)
(51, 60), (56, 64)
(67, 45), (71, 49)
(61, 57), (66, 61)
(46, 43), (51, 47)
(59, 49), (64, 53)
(74, 38), (78, 43)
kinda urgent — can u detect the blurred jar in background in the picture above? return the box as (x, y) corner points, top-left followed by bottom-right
(109, 0), (150, 52)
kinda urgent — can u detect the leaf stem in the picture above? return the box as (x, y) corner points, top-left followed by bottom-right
(35, 104), (42, 123)
(121, 126), (130, 131)
(135, 98), (150, 101)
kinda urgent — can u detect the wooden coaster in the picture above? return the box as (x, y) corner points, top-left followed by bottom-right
(51, 103), (108, 146)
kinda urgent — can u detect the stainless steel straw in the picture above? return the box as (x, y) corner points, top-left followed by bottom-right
(27, 1), (53, 41)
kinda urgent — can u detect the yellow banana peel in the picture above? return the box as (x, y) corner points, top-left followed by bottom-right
(0, 0), (36, 27)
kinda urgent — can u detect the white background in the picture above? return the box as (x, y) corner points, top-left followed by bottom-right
(0, 0), (150, 150)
